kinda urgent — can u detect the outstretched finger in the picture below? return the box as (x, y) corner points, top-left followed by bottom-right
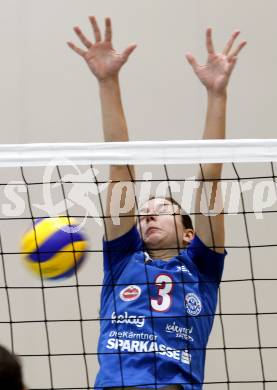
(105, 17), (112, 42)
(121, 44), (137, 62)
(228, 40), (247, 59)
(89, 16), (102, 43)
(67, 41), (86, 57)
(206, 28), (215, 55)
(185, 52), (199, 72)
(73, 26), (93, 49)
(222, 30), (240, 55)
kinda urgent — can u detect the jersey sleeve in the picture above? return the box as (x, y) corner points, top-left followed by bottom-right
(102, 224), (143, 282)
(187, 234), (227, 284)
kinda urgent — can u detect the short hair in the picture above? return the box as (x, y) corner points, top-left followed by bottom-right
(141, 195), (194, 230)
(0, 345), (24, 390)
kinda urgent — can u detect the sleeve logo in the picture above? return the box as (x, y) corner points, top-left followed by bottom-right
(120, 285), (141, 302)
(185, 293), (202, 316)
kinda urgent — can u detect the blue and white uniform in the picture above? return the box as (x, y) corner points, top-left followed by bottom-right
(95, 225), (227, 390)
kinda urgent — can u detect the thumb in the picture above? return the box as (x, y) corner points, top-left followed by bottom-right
(185, 52), (199, 71)
(122, 43), (137, 62)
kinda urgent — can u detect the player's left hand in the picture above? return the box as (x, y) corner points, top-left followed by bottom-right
(185, 28), (247, 95)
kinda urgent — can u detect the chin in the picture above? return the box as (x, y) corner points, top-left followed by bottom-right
(145, 237), (165, 249)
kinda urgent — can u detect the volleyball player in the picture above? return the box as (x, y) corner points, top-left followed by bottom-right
(0, 344), (26, 390)
(68, 17), (246, 390)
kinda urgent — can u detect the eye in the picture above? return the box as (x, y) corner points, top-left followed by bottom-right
(138, 210), (147, 220)
(158, 204), (178, 215)
(153, 204), (166, 215)
(157, 205), (168, 214)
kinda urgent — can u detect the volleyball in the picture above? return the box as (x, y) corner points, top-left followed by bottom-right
(21, 217), (88, 280)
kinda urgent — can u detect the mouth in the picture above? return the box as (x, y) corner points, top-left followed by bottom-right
(146, 227), (160, 236)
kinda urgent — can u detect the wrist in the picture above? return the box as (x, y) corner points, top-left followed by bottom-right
(207, 89), (227, 100)
(98, 75), (119, 87)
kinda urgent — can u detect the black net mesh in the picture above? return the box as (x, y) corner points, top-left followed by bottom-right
(0, 161), (276, 389)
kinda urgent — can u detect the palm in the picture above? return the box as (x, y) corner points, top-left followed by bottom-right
(68, 16), (137, 81)
(196, 54), (231, 92)
(186, 29), (246, 94)
(84, 42), (126, 80)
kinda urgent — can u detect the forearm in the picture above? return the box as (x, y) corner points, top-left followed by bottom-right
(99, 75), (135, 234)
(196, 92), (226, 214)
(200, 91), (227, 179)
(98, 76), (129, 142)
(195, 91), (226, 249)
(203, 91), (226, 140)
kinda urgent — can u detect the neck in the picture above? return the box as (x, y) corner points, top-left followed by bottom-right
(148, 248), (180, 261)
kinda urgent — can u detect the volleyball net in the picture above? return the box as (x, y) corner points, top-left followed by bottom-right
(0, 139), (277, 389)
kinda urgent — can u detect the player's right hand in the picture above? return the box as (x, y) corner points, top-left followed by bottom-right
(67, 16), (137, 82)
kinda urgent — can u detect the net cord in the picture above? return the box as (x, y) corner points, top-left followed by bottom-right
(0, 139), (277, 166)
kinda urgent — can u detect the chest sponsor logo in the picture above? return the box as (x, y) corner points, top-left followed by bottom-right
(185, 293), (202, 316)
(165, 322), (194, 342)
(106, 338), (191, 365)
(111, 311), (145, 328)
(120, 285), (141, 302)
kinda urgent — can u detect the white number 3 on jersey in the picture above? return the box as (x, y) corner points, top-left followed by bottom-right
(151, 274), (173, 312)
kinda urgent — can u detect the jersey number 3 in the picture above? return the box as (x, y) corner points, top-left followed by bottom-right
(150, 274), (173, 312)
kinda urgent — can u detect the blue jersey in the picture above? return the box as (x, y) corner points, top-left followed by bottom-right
(95, 225), (226, 390)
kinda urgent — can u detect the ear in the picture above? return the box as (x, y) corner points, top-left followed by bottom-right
(183, 229), (195, 246)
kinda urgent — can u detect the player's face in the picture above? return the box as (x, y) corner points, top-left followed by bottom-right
(138, 198), (192, 250)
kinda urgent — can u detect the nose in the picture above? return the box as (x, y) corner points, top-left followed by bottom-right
(146, 213), (157, 222)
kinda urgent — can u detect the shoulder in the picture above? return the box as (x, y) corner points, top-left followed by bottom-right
(185, 234), (227, 281)
(187, 234), (227, 258)
(103, 224), (142, 251)
(102, 225), (144, 277)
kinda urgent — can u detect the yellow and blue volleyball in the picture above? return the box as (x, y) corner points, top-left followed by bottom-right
(21, 217), (88, 280)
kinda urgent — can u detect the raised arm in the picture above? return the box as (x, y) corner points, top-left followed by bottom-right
(68, 16), (137, 240)
(186, 28), (246, 253)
